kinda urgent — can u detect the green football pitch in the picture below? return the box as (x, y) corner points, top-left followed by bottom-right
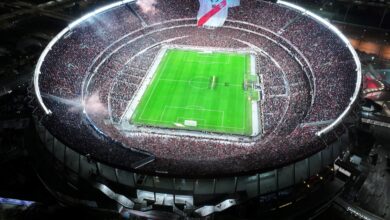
(130, 48), (254, 136)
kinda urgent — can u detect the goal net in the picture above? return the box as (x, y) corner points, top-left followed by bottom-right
(184, 120), (197, 127)
(244, 80), (254, 91)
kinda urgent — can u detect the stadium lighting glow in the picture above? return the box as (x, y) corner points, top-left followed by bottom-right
(33, 27), (71, 114)
(34, 0), (361, 143)
(0, 197), (34, 207)
(34, 0), (136, 115)
(278, 0), (362, 137)
(31, 2), (362, 213)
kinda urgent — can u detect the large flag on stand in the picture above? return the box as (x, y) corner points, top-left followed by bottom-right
(197, 0), (240, 27)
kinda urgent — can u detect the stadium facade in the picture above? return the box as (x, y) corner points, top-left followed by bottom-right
(31, 0), (361, 217)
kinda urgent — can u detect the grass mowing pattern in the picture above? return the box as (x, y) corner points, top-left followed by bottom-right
(131, 49), (253, 136)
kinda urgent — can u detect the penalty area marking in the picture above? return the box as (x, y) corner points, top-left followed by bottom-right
(155, 105), (247, 131)
(157, 105), (224, 127)
(136, 52), (171, 122)
(136, 117), (246, 131)
(158, 77), (243, 89)
(184, 60), (230, 65)
(140, 105), (247, 131)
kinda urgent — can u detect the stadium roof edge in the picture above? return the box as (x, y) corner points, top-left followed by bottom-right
(277, 0), (362, 137)
(33, 0), (136, 115)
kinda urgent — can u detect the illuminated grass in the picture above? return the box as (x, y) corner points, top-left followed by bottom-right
(131, 49), (253, 136)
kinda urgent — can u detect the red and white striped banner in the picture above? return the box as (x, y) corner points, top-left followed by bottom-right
(197, 0), (239, 27)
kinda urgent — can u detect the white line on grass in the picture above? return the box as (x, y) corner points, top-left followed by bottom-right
(138, 53), (170, 121)
(139, 117), (245, 131)
(159, 78), (243, 88)
(134, 48), (251, 134)
(184, 60), (229, 65)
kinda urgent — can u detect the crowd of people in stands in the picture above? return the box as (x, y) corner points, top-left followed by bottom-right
(35, 0), (358, 176)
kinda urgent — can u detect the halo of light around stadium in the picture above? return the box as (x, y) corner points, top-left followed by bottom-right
(33, 0), (361, 178)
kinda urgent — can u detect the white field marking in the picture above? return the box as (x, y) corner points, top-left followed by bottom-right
(250, 53), (260, 136)
(137, 51), (171, 121)
(177, 117), (204, 126)
(234, 38), (286, 137)
(126, 46), (254, 134)
(117, 45), (259, 140)
(137, 119), (245, 133)
(161, 78), (207, 83)
(158, 78), (243, 88)
(185, 105), (205, 109)
(93, 38), (188, 122)
(153, 105), (211, 122)
(194, 57), (222, 60)
(137, 50), (244, 124)
(194, 54), (219, 57)
(119, 46), (168, 124)
(167, 106), (244, 130)
(184, 60), (229, 65)
(134, 118), (173, 124)
(188, 77), (209, 89)
(162, 106), (224, 116)
(221, 110), (225, 127)
(163, 105), (236, 129)
(184, 120), (197, 127)
(176, 116), (243, 131)
(140, 115), (245, 131)
(186, 55), (230, 60)
(159, 105), (168, 121)
(174, 122), (185, 127)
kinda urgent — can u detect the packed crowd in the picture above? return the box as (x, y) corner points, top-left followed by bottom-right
(35, 0), (359, 176)
(281, 16), (358, 123)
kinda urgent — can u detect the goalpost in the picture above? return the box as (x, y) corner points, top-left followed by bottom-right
(244, 75), (261, 101)
(244, 80), (253, 91)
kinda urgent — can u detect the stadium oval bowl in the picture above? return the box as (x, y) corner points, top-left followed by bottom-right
(32, 0), (361, 205)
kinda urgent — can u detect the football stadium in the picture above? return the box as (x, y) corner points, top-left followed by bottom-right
(31, 0), (361, 217)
